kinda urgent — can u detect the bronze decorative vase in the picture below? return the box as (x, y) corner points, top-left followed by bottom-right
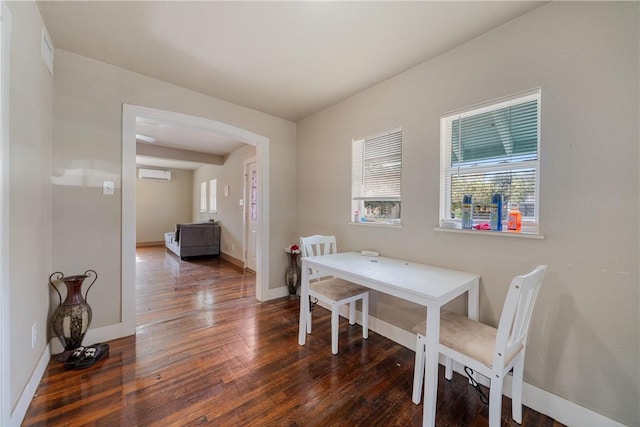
(49, 270), (97, 362)
(285, 253), (300, 299)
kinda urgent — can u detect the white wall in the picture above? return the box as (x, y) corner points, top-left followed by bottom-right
(5, 0), (53, 415)
(193, 144), (256, 262)
(136, 167), (193, 244)
(296, 2), (639, 426)
(52, 49), (296, 331)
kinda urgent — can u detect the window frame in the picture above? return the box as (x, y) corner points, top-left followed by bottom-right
(439, 89), (541, 235)
(351, 127), (402, 226)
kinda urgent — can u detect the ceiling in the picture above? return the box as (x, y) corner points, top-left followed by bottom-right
(37, 1), (545, 169)
(134, 117), (246, 169)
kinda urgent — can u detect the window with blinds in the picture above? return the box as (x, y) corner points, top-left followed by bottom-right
(352, 128), (402, 224)
(208, 178), (217, 213)
(440, 90), (540, 233)
(200, 181), (207, 213)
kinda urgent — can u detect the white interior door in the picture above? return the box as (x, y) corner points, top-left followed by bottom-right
(244, 159), (257, 271)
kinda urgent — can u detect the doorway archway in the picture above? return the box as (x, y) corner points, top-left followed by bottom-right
(121, 105), (270, 335)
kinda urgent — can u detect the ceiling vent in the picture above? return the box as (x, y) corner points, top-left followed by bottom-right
(138, 168), (171, 181)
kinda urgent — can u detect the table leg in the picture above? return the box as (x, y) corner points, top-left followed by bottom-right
(467, 278), (480, 321)
(423, 304), (440, 427)
(466, 279), (480, 386)
(298, 260), (310, 346)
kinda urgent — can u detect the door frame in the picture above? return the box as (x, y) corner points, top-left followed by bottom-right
(121, 105), (270, 336)
(0, 3), (10, 424)
(243, 156), (257, 270)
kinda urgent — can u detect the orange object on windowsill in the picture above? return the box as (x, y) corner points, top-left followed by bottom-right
(507, 203), (522, 232)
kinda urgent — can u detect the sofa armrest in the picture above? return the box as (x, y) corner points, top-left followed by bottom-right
(164, 232), (180, 257)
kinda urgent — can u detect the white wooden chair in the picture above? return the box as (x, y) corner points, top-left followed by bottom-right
(412, 265), (547, 427)
(299, 235), (369, 355)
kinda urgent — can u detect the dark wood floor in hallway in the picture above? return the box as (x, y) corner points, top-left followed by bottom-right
(22, 246), (564, 426)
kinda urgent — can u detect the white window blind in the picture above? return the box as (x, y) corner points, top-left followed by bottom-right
(440, 90), (540, 232)
(352, 128), (402, 201)
(352, 128), (402, 224)
(200, 181), (207, 213)
(208, 179), (217, 213)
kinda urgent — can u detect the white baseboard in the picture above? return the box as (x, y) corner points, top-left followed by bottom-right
(517, 378), (625, 427)
(219, 252), (245, 269)
(49, 323), (127, 355)
(9, 344), (51, 426)
(436, 360), (625, 427)
(13, 323), (129, 426)
(19, 303), (624, 427)
(265, 285), (289, 300)
(321, 302), (625, 427)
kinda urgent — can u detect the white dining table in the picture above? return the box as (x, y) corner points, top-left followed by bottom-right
(297, 252), (480, 427)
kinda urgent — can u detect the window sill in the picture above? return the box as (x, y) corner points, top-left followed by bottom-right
(434, 227), (544, 239)
(350, 221), (402, 229)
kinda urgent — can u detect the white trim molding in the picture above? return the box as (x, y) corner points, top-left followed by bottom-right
(122, 105), (272, 336)
(326, 303), (626, 427)
(49, 323), (125, 355)
(9, 344), (49, 427)
(0, 3), (11, 425)
(14, 320), (127, 427)
(16, 304), (627, 427)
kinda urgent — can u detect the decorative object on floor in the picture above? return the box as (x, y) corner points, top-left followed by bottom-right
(285, 244), (301, 299)
(62, 346), (86, 369)
(48, 270), (97, 362)
(64, 343), (109, 370)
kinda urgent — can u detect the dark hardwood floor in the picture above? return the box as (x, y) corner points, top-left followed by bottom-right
(23, 246), (564, 426)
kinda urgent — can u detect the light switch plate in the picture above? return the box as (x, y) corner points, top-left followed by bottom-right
(103, 181), (115, 195)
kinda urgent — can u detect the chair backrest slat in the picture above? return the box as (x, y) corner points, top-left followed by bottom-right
(495, 265), (547, 363)
(299, 235), (338, 280)
(300, 235), (338, 257)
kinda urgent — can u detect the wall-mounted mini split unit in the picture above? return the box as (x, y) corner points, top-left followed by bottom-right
(138, 168), (171, 181)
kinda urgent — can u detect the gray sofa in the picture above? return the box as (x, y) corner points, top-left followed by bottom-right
(164, 222), (221, 260)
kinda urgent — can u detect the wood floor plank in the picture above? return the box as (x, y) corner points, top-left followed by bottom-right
(22, 246), (565, 426)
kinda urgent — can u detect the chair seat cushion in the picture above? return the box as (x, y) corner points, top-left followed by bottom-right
(310, 278), (368, 301)
(413, 311), (522, 368)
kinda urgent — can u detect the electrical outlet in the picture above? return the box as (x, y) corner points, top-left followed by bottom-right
(231, 243), (235, 251)
(31, 322), (37, 349)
